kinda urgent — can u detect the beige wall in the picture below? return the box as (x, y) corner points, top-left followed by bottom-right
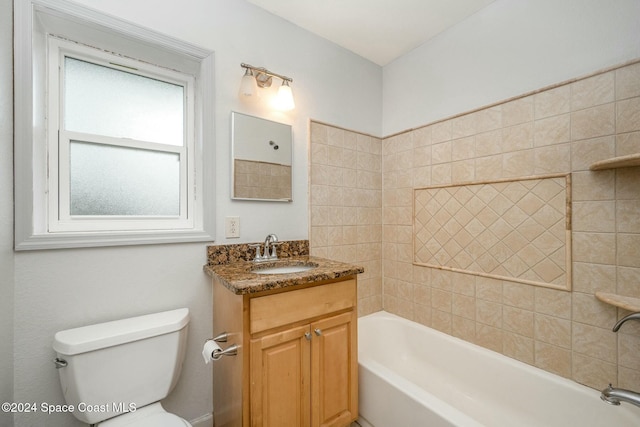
(310, 60), (640, 391)
(309, 122), (383, 316)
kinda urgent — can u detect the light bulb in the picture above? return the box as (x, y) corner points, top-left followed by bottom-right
(274, 80), (295, 111)
(239, 68), (257, 98)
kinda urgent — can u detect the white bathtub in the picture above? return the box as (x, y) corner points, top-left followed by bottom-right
(357, 311), (640, 427)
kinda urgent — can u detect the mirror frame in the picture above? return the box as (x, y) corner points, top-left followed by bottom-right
(231, 112), (293, 202)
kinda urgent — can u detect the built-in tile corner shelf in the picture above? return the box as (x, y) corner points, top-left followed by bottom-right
(589, 153), (640, 171)
(596, 291), (640, 312)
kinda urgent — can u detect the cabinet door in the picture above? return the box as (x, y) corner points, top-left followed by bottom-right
(250, 324), (311, 427)
(310, 311), (358, 427)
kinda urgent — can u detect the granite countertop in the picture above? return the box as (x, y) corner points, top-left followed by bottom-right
(204, 255), (364, 295)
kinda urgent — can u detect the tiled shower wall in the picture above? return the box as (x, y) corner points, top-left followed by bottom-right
(309, 123), (383, 316)
(309, 60), (640, 390)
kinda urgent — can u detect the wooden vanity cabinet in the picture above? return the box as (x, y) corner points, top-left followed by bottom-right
(212, 276), (358, 427)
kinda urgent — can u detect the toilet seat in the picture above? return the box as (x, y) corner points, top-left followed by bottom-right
(99, 402), (191, 427)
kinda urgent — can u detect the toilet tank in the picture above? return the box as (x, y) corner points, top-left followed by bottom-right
(53, 308), (190, 424)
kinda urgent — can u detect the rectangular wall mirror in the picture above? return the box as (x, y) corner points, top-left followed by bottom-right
(231, 112), (293, 202)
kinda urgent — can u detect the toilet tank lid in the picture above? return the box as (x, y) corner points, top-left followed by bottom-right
(53, 308), (190, 356)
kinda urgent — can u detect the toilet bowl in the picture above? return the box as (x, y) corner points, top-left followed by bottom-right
(53, 308), (192, 426)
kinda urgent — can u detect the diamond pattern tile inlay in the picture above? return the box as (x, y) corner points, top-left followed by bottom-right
(414, 175), (571, 290)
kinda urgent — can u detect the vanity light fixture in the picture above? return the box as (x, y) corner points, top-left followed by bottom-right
(239, 63), (295, 111)
(239, 67), (257, 98)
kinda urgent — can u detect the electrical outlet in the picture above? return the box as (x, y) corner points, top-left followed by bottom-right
(225, 216), (240, 238)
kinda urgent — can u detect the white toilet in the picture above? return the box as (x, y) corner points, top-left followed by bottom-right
(53, 308), (192, 426)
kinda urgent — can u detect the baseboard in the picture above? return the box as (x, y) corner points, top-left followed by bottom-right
(355, 417), (373, 427)
(189, 412), (214, 427)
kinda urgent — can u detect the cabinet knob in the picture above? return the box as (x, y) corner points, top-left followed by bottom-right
(304, 332), (312, 341)
(314, 328), (322, 336)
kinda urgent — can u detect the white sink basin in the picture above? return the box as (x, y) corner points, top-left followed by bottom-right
(252, 265), (316, 275)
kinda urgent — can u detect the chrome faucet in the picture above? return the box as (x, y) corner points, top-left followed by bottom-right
(250, 234), (279, 262)
(600, 311), (640, 408)
(263, 234), (279, 259)
(601, 384), (640, 408)
(612, 312), (640, 332)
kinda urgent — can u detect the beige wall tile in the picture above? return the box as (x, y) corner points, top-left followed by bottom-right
(503, 282), (535, 310)
(476, 324), (503, 353)
(432, 309), (452, 334)
(412, 126), (432, 147)
(572, 322), (617, 363)
(572, 262), (616, 294)
(571, 170), (615, 201)
(432, 163), (452, 185)
(572, 353), (617, 390)
(476, 299), (502, 327)
(452, 113), (477, 139)
(503, 150), (535, 178)
(476, 129), (503, 157)
(571, 136), (615, 172)
(452, 293), (476, 320)
(617, 168), (640, 200)
(534, 114), (571, 147)
(451, 160), (475, 183)
(503, 306), (534, 338)
(535, 287), (571, 319)
(572, 292), (617, 328)
(618, 366), (640, 390)
(571, 103), (615, 140)
(432, 288), (452, 313)
(618, 97), (640, 133)
(452, 315), (476, 342)
(327, 126), (345, 147)
(451, 272), (476, 296)
(504, 332), (534, 364)
(619, 332), (640, 371)
(476, 276), (503, 302)
(618, 233), (640, 268)
(502, 123), (533, 152)
(452, 136), (476, 161)
(616, 200), (640, 233)
(432, 141), (452, 164)
(616, 62), (640, 100)
(534, 144), (571, 174)
(616, 131), (640, 157)
(535, 313), (571, 348)
(535, 85), (571, 119)
(432, 120), (453, 143)
(571, 72), (615, 110)
(572, 201), (616, 232)
(535, 341), (571, 378)
(617, 266), (640, 298)
(476, 106), (502, 133)
(572, 232), (616, 264)
(503, 96), (534, 127)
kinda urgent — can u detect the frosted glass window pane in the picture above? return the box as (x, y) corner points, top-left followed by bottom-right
(64, 57), (184, 146)
(70, 141), (180, 216)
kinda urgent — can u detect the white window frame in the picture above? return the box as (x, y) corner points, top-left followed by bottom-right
(14, 0), (215, 249)
(49, 38), (195, 232)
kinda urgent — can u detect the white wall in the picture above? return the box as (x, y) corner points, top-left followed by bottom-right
(5, 1), (382, 425)
(383, 0), (640, 136)
(0, 0), (15, 425)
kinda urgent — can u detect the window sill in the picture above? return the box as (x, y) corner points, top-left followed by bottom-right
(15, 229), (214, 251)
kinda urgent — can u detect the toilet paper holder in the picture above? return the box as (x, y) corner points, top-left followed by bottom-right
(212, 343), (238, 360)
(205, 332), (238, 360)
(211, 332), (228, 343)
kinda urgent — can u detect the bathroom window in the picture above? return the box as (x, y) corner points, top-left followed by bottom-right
(14, 0), (215, 249)
(49, 40), (193, 232)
